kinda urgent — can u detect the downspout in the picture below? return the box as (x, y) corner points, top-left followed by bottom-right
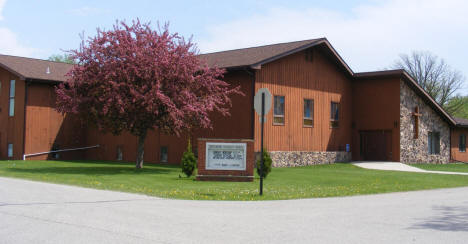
(449, 126), (452, 163)
(244, 68), (256, 140)
(21, 79), (30, 160)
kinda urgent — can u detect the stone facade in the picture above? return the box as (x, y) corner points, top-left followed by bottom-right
(400, 80), (450, 164)
(265, 151), (351, 167)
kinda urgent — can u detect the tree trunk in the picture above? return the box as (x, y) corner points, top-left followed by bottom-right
(135, 131), (147, 169)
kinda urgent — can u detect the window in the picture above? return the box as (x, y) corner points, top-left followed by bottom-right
(9, 80), (15, 117)
(7, 144), (13, 158)
(330, 102), (340, 128)
(303, 99), (314, 127)
(273, 96), (285, 125)
(116, 146), (123, 161)
(428, 132), (440, 155)
(460, 134), (466, 152)
(51, 144), (60, 159)
(160, 146), (168, 163)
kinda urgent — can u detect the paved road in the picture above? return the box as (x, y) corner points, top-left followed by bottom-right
(1, 177), (468, 244)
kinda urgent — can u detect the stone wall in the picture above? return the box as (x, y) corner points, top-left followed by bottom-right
(263, 151), (351, 167)
(400, 80), (450, 164)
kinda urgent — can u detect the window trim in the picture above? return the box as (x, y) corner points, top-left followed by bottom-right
(303, 98), (314, 128)
(460, 134), (466, 153)
(330, 101), (340, 128)
(273, 95), (285, 126)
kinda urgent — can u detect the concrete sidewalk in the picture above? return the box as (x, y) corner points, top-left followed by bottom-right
(353, 161), (468, 175)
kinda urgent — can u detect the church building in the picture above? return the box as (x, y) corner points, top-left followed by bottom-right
(0, 38), (467, 165)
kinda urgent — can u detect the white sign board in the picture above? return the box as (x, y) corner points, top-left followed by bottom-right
(254, 88), (272, 116)
(206, 142), (247, 170)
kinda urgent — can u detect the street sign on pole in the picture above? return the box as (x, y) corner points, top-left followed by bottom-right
(254, 88), (272, 119)
(253, 88), (272, 196)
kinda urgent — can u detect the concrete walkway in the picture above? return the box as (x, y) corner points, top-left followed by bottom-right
(353, 161), (468, 175)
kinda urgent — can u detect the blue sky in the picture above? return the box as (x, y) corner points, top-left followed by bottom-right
(1, 0), (467, 94)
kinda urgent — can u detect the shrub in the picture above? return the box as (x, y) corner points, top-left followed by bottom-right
(181, 139), (197, 177)
(256, 150), (272, 178)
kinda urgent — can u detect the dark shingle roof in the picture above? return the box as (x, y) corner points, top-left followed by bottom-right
(454, 117), (468, 126)
(0, 38), (351, 82)
(199, 39), (324, 69)
(0, 54), (73, 82)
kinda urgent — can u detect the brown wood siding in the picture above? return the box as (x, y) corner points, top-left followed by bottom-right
(451, 128), (468, 162)
(83, 71), (253, 164)
(24, 83), (87, 160)
(254, 48), (353, 152)
(351, 77), (400, 161)
(0, 67), (25, 160)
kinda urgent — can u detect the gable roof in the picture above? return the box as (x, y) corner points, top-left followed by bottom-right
(454, 117), (468, 127)
(0, 54), (73, 82)
(355, 69), (459, 127)
(199, 38), (354, 74)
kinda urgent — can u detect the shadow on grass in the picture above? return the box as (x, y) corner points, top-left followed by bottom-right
(5, 166), (173, 176)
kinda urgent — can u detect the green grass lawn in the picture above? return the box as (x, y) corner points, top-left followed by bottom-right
(412, 163), (468, 173)
(1, 160), (468, 200)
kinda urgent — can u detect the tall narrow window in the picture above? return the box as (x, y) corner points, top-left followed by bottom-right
(303, 99), (314, 127)
(273, 95), (285, 125)
(330, 102), (340, 128)
(9, 80), (15, 117)
(160, 146), (168, 163)
(116, 146), (123, 161)
(7, 144), (13, 158)
(460, 134), (466, 152)
(428, 132), (440, 155)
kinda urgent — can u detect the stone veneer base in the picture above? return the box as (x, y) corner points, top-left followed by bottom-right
(264, 151), (352, 167)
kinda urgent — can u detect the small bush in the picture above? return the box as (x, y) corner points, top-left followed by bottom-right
(181, 139), (197, 177)
(256, 150), (272, 178)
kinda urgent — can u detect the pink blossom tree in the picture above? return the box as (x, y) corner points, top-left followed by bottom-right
(56, 20), (242, 168)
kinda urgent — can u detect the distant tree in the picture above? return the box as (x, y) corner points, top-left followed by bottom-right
(55, 20), (242, 169)
(48, 54), (75, 64)
(448, 96), (468, 119)
(392, 51), (466, 115)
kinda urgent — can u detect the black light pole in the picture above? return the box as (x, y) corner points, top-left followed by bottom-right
(260, 93), (265, 196)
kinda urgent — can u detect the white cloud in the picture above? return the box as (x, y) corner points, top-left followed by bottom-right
(0, 0), (41, 57)
(69, 7), (110, 17)
(199, 0), (468, 93)
(0, 27), (40, 56)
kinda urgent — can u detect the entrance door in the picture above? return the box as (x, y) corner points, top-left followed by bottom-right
(360, 130), (392, 161)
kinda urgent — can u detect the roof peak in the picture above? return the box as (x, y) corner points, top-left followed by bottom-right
(199, 38), (325, 56)
(0, 53), (73, 65)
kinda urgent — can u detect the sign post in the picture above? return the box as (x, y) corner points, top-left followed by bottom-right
(254, 88), (272, 196)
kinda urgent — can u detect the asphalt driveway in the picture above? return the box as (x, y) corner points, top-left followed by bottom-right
(1, 177), (468, 243)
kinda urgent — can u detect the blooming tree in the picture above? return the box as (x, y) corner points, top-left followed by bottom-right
(56, 20), (242, 168)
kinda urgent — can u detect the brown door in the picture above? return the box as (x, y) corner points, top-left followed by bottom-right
(360, 130), (392, 161)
